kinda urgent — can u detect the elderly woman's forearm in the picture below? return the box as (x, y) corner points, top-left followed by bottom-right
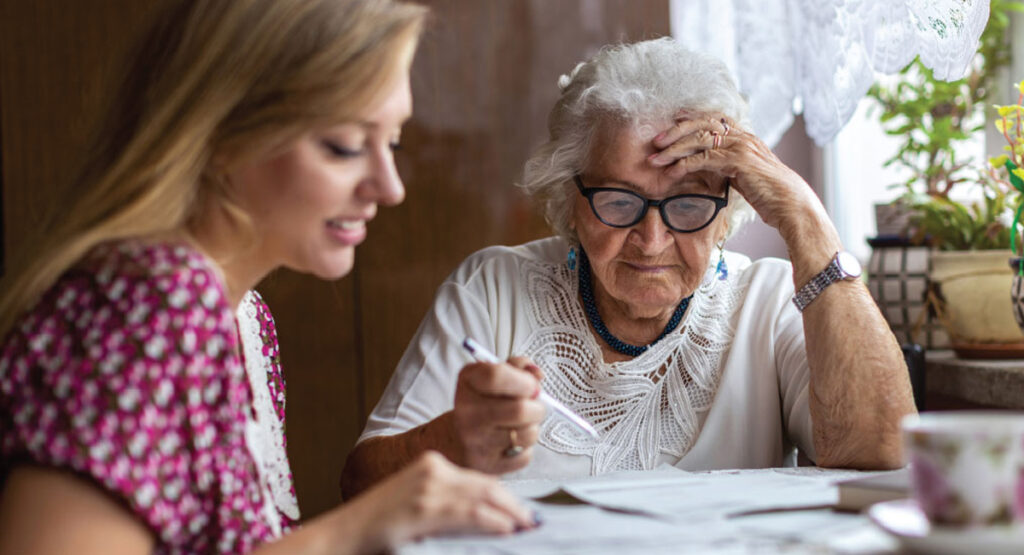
(341, 413), (462, 500)
(778, 203), (914, 468)
(801, 283), (916, 469)
(776, 202), (846, 287)
(341, 438), (392, 500)
(780, 206), (914, 468)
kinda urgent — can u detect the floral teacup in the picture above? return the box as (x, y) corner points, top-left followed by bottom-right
(902, 411), (1024, 528)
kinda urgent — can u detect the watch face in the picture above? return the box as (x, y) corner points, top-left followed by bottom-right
(836, 251), (862, 278)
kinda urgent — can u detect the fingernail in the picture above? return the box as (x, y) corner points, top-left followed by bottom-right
(527, 363), (542, 373)
(648, 153), (665, 165)
(653, 131), (665, 142)
(532, 385), (541, 400)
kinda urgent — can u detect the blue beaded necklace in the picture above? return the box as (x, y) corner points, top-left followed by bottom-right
(577, 248), (691, 357)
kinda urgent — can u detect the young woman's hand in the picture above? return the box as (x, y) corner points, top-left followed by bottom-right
(345, 451), (537, 552)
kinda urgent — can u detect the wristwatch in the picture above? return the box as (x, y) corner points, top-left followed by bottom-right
(792, 251), (862, 312)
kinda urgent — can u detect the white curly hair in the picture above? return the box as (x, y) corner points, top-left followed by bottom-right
(519, 37), (756, 242)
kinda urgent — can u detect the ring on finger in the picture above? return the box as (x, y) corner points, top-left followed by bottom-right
(502, 428), (524, 458)
(711, 131), (722, 150)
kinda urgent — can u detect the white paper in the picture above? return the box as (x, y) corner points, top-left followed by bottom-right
(537, 466), (848, 521)
(398, 467), (899, 555)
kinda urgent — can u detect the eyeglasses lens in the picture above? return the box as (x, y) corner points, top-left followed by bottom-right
(663, 197), (718, 230)
(591, 190), (644, 226)
(590, 190), (717, 231)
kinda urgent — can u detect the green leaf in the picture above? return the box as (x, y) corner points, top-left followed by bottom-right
(1010, 161), (1024, 192)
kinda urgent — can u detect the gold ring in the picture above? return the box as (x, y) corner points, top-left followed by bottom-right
(503, 428), (524, 458)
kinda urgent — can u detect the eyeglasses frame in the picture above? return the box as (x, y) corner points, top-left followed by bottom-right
(573, 174), (730, 233)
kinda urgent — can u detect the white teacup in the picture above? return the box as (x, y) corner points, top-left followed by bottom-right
(902, 411), (1024, 528)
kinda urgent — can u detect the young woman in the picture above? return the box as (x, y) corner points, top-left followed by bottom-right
(0, 1), (534, 553)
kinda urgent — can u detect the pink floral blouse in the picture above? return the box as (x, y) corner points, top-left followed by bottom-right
(0, 241), (295, 553)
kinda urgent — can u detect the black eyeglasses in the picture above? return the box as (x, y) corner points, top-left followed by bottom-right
(574, 174), (729, 233)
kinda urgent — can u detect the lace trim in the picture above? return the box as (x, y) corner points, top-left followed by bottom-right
(670, 0), (989, 146)
(523, 255), (742, 474)
(237, 292), (301, 531)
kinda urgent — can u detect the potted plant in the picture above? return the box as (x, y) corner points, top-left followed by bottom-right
(911, 168), (1022, 353)
(865, 0), (1024, 355)
(992, 80), (1024, 336)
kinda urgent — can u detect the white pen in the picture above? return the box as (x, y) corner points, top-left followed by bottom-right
(461, 336), (600, 439)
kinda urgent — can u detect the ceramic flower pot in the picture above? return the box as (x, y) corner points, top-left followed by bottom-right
(873, 201), (914, 238)
(866, 237), (948, 348)
(1010, 258), (1024, 334)
(929, 250), (1024, 356)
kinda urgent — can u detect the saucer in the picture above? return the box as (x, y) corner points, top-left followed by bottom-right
(867, 499), (1024, 555)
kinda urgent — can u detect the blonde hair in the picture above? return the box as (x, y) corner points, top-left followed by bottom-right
(0, 0), (427, 338)
(520, 37), (756, 242)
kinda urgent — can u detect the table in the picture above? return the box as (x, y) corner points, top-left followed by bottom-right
(926, 350), (1024, 409)
(399, 467), (904, 554)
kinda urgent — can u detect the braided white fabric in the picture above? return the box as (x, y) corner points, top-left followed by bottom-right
(519, 256), (741, 474)
(670, 0), (989, 146)
(236, 292), (301, 530)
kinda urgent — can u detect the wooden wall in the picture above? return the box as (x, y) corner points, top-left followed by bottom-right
(0, 1), (170, 265)
(0, 0), (670, 519)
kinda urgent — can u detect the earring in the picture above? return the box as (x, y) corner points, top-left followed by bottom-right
(715, 241), (728, 281)
(567, 246), (577, 271)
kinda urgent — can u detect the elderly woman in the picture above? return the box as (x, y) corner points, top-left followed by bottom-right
(341, 38), (914, 494)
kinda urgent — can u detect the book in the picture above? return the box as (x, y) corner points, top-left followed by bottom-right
(834, 468), (910, 512)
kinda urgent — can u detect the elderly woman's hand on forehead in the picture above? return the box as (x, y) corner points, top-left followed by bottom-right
(647, 112), (828, 240)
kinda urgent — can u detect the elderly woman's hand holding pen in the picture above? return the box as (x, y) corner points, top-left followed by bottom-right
(341, 350), (551, 495)
(447, 350), (548, 473)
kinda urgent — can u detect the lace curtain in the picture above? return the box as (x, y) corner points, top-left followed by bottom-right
(669, 0), (990, 146)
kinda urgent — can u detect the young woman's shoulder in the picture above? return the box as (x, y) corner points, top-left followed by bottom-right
(0, 239), (273, 552)
(4, 239), (237, 372)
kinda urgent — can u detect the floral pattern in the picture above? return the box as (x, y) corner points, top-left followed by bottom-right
(0, 241), (292, 553)
(256, 299), (287, 440)
(908, 428), (1024, 528)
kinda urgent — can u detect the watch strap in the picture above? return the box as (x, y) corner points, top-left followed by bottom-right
(792, 254), (847, 312)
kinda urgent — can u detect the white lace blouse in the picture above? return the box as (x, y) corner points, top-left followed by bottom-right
(359, 237), (815, 479)
(236, 291), (300, 532)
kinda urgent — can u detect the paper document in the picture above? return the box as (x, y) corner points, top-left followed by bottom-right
(399, 466), (897, 555)
(519, 466), (845, 522)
